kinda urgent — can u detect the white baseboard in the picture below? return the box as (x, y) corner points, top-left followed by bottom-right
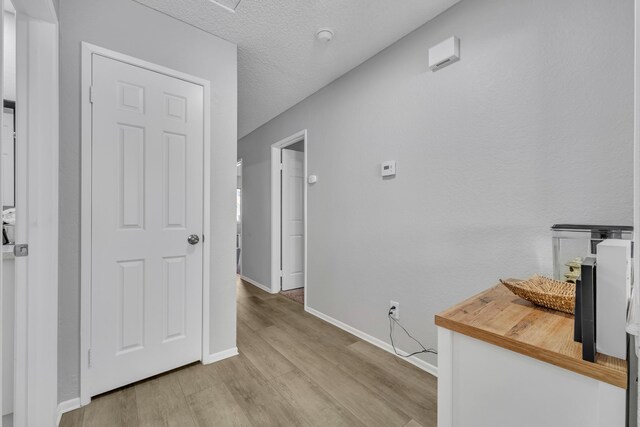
(202, 347), (239, 365)
(240, 275), (275, 294)
(305, 306), (438, 378)
(57, 398), (81, 426)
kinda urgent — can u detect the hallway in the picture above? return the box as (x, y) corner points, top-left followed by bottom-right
(60, 278), (437, 426)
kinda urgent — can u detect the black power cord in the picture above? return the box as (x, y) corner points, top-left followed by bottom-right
(388, 307), (437, 358)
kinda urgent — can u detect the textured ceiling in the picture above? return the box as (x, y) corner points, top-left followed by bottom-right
(133, 0), (461, 138)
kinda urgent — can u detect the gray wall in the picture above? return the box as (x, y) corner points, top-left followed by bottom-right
(59, 0), (237, 402)
(238, 0), (634, 367)
(3, 11), (15, 101)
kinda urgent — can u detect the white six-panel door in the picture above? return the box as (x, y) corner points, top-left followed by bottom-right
(90, 54), (204, 396)
(281, 149), (304, 291)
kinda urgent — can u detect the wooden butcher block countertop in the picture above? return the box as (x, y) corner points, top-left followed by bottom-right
(435, 284), (627, 389)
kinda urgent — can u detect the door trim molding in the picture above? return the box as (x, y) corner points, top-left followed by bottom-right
(11, 4), (60, 425)
(202, 346), (238, 365)
(79, 42), (212, 406)
(56, 398), (81, 426)
(237, 159), (242, 276)
(270, 130), (307, 309)
(634, 0), (640, 377)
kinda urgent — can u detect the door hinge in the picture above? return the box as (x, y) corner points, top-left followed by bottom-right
(13, 244), (28, 257)
(280, 163), (283, 171)
(89, 86), (95, 104)
(88, 349), (92, 368)
(280, 270), (283, 277)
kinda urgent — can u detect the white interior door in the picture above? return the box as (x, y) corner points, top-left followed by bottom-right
(281, 149), (304, 291)
(90, 54), (204, 396)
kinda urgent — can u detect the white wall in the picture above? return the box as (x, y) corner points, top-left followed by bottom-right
(238, 0), (634, 368)
(3, 10), (15, 101)
(58, 0), (237, 402)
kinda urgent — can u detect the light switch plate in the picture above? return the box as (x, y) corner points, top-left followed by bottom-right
(381, 161), (396, 177)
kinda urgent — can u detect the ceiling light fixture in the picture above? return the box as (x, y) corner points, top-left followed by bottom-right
(315, 28), (334, 43)
(208, 0), (242, 13)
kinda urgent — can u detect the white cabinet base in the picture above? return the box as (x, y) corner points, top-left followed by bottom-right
(437, 327), (625, 427)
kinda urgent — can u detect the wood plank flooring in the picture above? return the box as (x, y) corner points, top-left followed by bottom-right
(60, 277), (437, 426)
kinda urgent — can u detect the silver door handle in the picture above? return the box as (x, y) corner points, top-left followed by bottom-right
(187, 234), (200, 245)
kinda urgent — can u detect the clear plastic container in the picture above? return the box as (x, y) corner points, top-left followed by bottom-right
(551, 224), (632, 282)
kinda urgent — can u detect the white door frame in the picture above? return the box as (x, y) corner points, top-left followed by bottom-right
(79, 42), (212, 406)
(0, 2), (5, 423)
(237, 159), (242, 276)
(10, 0), (59, 425)
(634, 7), (640, 425)
(270, 130), (307, 308)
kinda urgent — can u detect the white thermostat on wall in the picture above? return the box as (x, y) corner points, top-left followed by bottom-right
(308, 175), (318, 184)
(381, 161), (396, 177)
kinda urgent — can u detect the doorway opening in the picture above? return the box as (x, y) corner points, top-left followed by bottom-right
(271, 130), (307, 307)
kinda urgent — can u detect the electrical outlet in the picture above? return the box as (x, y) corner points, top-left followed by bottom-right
(389, 301), (400, 320)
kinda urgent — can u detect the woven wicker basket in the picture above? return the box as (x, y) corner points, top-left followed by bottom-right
(499, 275), (575, 315)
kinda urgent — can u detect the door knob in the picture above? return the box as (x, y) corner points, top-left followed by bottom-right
(187, 234), (200, 245)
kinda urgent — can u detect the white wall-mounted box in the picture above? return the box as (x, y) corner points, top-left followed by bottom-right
(428, 36), (460, 72)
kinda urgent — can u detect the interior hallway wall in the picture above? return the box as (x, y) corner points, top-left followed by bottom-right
(58, 0), (237, 402)
(238, 0), (634, 368)
(3, 10), (15, 101)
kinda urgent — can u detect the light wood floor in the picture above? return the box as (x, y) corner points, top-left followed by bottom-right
(61, 277), (437, 426)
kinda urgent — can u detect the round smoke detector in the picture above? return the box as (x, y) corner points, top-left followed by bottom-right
(316, 28), (334, 43)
